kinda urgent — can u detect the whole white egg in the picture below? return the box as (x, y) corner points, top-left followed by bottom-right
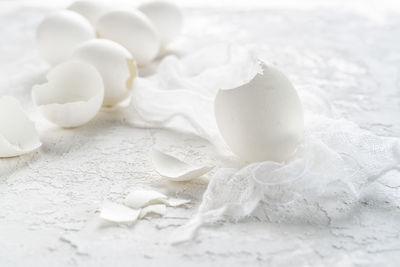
(138, 1), (183, 47)
(36, 10), (95, 65)
(67, 0), (110, 27)
(96, 10), (160, 66)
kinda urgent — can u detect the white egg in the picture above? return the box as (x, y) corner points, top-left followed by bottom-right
(72, 39), (137, 107)
(138, 0), (183, 47)
(214, 61), (304, 163)
(67, 0), (110, 27)
(0, 96), (41, 158)
(96, 10), (160, 66)
(32, 61), (104, 128)
(36, 10), (95, 65)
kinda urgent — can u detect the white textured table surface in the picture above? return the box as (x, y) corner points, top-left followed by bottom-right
(1, 2), (400, 267)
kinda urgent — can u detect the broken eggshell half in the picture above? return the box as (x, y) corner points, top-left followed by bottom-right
(214, 61), (304, 163)
(96, 10), (160, 66)
(151, 148), (213, 181)
(138, 0), (183, 47)
(36, 10), (95, 65)
(72, 39), (137, 107)
(32, 60), (104, 128)
(0, 96), (41, 158)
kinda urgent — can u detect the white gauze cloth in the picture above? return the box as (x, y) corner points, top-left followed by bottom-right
(127, 43), (400, 243)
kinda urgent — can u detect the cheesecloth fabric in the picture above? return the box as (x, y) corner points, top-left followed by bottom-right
(128, 43), (400, 243)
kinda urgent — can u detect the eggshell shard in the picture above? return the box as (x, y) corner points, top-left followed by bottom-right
(124, 189), (168, 209)
(100, 201), (140, 223)
(139, 204), (166, 218)
(138, 0), (183, 47)
(72, 39), (137, 106)
(67, 0), (109, 27)
(151, 149), (213, 181)
(36, 10), (95, 65)
(32, 61), (104, 128)
(0, 96), (41, 158)
(214, 61), (304, 163)
(96, 10), (160, 66)
(161, 198), (191, 207)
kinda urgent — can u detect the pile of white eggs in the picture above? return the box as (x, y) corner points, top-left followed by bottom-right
(0, 0), (183, 158)
(34, 0), (183, 127)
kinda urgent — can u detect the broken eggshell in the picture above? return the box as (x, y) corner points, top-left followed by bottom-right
(100, 200), (140, 223)
(67, 0), (110, 27)
(151, 149), (213, 181)
(32, 61), (104, 128)
(96, 10), (160, 66)
(139, 204), (166, 218)
(124, 189), (167, 209)
(138, 0), (183, 47)
(72, 39), (137, 107)
(214, 61), (304, 163)
(36, 10), (95, 65)
(0, 96), (41, 158)
(161, 198), (190, 207)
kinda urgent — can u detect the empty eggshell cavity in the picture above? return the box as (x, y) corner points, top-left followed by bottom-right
(32, 60), (104, 128)
(151, 148), (213, 181)
(0, 96), (41, 158)
(214, 61), (304, 163)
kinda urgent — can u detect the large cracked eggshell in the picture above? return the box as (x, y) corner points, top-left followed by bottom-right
(138, 0), (183, 47)
(0, 96), (41, 158)
(67, 0), (110, 27)
(72, 39), (137, 106)
(214, 61), (304, 163)
(36, 10), (95, 65)
(32, 61), (104, 128)
(96, 10), (160, 66)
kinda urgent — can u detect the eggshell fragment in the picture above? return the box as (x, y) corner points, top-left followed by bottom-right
(124, 189), (167, 209)
(36, 10), (95, 65)
(72, 39), (137, 106)
(67, 0), (109, 27)
(96, 10), (160, 66)
(139, 204), (166, 218)
(151, 149), (213, 181)
(100, 200), (140, 223)
(161, 198), (191, 207)
(138, 0), (183, 47)
(32, 61), (104, 128)
(214, 61), (304, 163)
(0, 96), (41, 158)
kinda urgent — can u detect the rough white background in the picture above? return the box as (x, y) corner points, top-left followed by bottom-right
(0, 1), (400, 266)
